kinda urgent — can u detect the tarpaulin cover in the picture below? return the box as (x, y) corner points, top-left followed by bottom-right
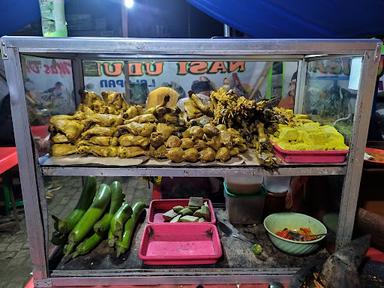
(0, 0), (40, 37)
(2, 0), (384, 38)
(188, 0), (384, 38)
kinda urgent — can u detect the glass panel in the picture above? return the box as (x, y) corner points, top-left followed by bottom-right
(82, 59), (298, 105)
(20, 55), (76, 125)
(303, 56), (362, 143)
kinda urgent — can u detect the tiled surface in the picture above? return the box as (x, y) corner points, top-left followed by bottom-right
(0, 176), (151, 288)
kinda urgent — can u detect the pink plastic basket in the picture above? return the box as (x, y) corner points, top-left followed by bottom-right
(139, 223), (222, 265)
(273, 144), (348, 163)
(148, 199), (216, 224)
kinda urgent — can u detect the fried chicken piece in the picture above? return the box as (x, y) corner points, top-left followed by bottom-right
(190, 93), (211, 114)
(183, 148), (199, 163)
(203, 123), (219, 138)
(117, 146), (146, 158)
(216, 147), (231, 162)
(189, 126), (204, 140)
(82, 91), (99, 107)
(92, 98), (111, 114)
(123, 105), (141, 119)
(206, 136), (222, 151)
(230, 147), (240, 157)
(77, 145), (118, 157)
(83, 112), (123, 128)
(81, 125), (116, 139)
(117, 123), (155, 137)
(165, 135), (182, 148)
(181, 138), (194, 149)
(200, 147), (216, 162)
(182, 129), (191, 138)
(161, 113), (178, 124)
(167, 147), (184, 163)
(111, 137), (118, 146)
(51, 133), (69, 144)
(124, 114), (157, 124)
(184, 99), (203, 119)
(50, 117), (84, 141)
(51, 144), (77, 156)
(216, 124), (227, 131)
(77, 136), (118, 147)
(178, 112), (188, 127)
(227, 128), (245, 146)
(149, 145), (167, 159)
(80, 105), (95, 115)
(50, 112), (85, 121)
(150, 132), (165, 148)
(238, 143), (248, 153)
(119, 134), (149, 148)
(195, 139), (207, 151)
(143, 106), (156, 115)
(156, 123), (174, 139)
(81, 90), (120, 115)
(227, 128), (241, 136)
(88, 136), (118, 146)
(219, 130), (233, 148)
(101, 91), (128, 111)
(153, 106), (169, 119)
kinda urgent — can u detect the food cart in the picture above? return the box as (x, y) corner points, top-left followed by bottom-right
(1, 37), (381, 287)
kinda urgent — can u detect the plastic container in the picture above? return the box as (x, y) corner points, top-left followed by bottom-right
(148, 199), (216, 224)
(139, 223), (222, 265)
(39, 0), (68, 37)
(224, 182), (265, 224)
(224, 176), (263, 195)
(263, 176), (291, 193)
(262, 176), (290, 215)
(273, 144), (348, 163)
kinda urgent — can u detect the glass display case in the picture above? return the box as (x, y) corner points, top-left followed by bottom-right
(1, 37), (380, 287)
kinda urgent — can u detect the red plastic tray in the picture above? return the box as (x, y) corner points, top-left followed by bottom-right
(148, 199), (216, 224)
(273, 144), (348, 163)
(139, 223), (222, 265)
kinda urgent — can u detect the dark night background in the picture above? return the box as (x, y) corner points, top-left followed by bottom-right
(13, 0), (226, 38)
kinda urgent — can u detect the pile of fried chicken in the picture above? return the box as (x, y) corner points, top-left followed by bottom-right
(49, 90), (251, 163)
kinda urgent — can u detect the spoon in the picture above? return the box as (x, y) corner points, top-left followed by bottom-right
(311, 233), (328, 239)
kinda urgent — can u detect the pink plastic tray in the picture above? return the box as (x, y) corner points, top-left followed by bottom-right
(139, 223), (222, 265)
(148, 199), (216, 224)
(274, 144), (348, 163)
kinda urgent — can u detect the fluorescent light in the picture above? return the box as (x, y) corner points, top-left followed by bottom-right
(124, 0), (134, 9)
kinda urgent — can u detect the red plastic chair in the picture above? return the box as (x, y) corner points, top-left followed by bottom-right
(0, 147), (20, 227)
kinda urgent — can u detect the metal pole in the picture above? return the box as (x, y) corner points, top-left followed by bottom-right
(72, 57), (84, 106)
(336, 47), (381, 248)
(3, 46), (48, 280)
(294, 59), (307, 114)
(224, 24), (230, 37)
(121, 0), (128, 37)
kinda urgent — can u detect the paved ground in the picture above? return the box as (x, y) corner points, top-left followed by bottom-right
(0, 176), (151, 288)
